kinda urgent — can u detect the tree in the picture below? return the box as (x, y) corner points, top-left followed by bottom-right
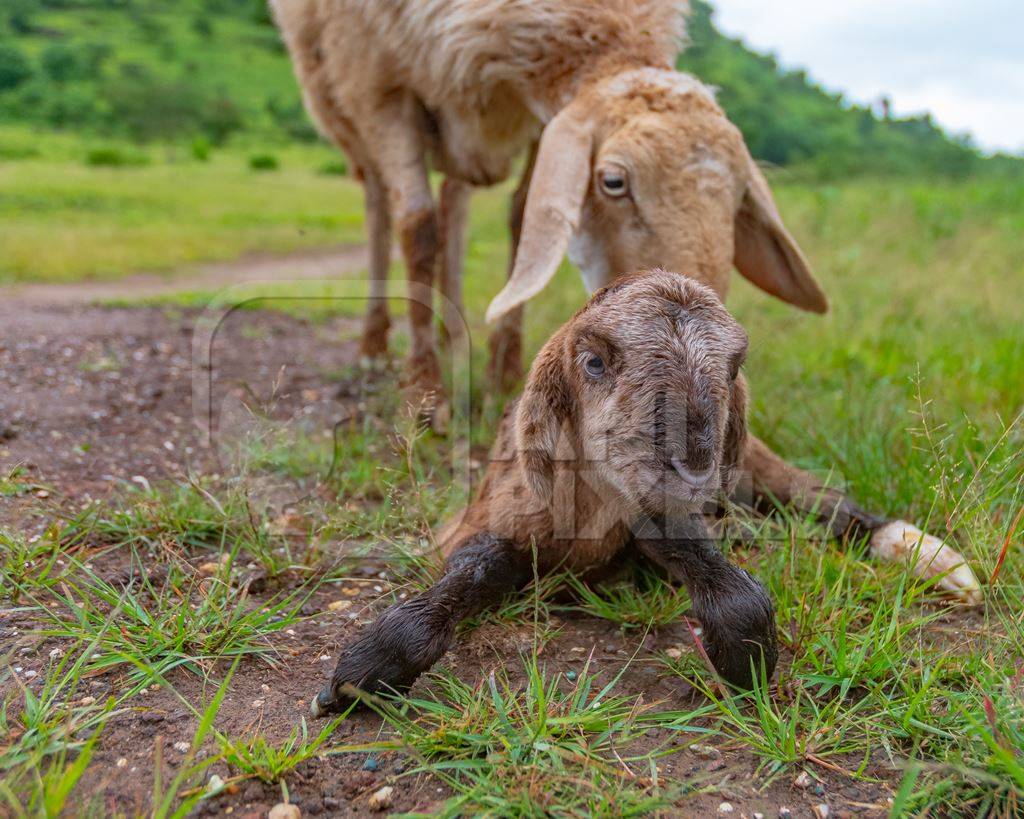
(0, 42), (33, 92)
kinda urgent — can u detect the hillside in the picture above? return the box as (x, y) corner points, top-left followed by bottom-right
(0, 0), (1018, 177)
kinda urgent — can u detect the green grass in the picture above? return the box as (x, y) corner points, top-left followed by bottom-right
(217, 716), (345, 786)
(35, 551), (314, 682)
(362, 654), (703, 816)
(1, 144), (1022, 815)
(0, 128), (363, 284)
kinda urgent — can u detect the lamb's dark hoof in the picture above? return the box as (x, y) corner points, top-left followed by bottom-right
(310, 685), (346, 718)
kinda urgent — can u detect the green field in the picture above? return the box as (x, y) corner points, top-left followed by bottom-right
(1, 128), (1023, 816)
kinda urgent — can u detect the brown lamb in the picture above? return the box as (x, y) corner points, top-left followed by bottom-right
(312, 270), (778, 715)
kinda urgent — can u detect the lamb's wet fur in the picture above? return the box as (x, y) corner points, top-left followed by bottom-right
(312, 270), (778, 715)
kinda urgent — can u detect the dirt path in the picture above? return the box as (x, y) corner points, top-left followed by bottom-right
(0, 244), (370, 306)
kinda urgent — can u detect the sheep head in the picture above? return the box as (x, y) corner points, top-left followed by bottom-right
(515, 269), (749, 522)
(486, 69), (828, 323)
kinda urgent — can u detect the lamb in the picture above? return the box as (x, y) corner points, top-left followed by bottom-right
(271, 0), (981, 603)
(311, 270), (777, 715)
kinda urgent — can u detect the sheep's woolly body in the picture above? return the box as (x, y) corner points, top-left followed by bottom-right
(271, 0), (690, 183)
(326, 0), (685, 112)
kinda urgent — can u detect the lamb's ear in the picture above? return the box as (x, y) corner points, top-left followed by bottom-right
(515, 341), (573, 506)
(734, 156), (828, 314)
(720, 373), (748, 494)
(486, 103), (593, 323)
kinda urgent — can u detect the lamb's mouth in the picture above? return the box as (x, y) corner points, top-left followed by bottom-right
(668, 457), (717, 490)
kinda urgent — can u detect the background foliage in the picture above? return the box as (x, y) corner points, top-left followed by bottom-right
(1, 0), (1021, 178)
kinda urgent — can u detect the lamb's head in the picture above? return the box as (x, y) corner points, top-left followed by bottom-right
(487, 69), (828, 324)
(515, 269), (749, 521)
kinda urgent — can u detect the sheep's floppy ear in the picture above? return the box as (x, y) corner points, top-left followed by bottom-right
(486, 103), (593, 323)
(515, 341), (573, 506)
(734, 156), (829, 314)
(720, 373), (749, 494)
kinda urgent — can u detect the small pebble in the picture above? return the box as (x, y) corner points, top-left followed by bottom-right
(690, 743), (720, 759)
(368, 785), (394, 812)
(173, 741), (190, 753)
(362, 755), (379, 771)
(252, 699), (265, 708)
(566, 671), (577, 681)
(327, 600), (352, 612)
(753, 813), (765, 819)
(24, 670), (37, 679)
(717, 802), (734, 815)
(268, 804), (301, 819)
(812, 805), (830, 819)
(116, 758), (127, 768)
(79, 696), (96, 706)
(779, 808), (792, 819)
(813, 783), (826, 796)
(794, 771), (813, 789)
(207, 774), (225, 793)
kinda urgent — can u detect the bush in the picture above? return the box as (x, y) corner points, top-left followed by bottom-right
(40, 43), (81, 84)
(43, 85), (100, 128)
(266, 95), (317, 142)
(6, 0), (41, 34)
(103, 65), (243, 144)
(199, 92), (244, 145)
(191, 136), (211, 161)
(192, 14), (214, 38)
(248, 153), (278, 171)
(317, 159), (347, 176)
(0, 42), (33, 92)
(85, 146), (150, 167)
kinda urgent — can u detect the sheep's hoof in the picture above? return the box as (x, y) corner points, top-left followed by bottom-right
(869, 520), (982, 604)
(358, 354), (390, 374)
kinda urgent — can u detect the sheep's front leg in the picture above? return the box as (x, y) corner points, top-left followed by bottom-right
(365, 103), (448, 431)
(358, 169), (392, 370)
(741, 436), (981, 603)
(438, 177), (470, 348)
(311, 534), (531, 716)
(635, 515), (778, 689)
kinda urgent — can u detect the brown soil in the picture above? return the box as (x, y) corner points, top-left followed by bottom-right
(0, 283), (898, 817)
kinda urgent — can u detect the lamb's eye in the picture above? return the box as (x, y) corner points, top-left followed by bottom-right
(584, 354), (606, 378)
(598, 165), (628, 198)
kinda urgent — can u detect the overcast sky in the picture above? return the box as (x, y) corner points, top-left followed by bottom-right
(711, 0), (1024, 155)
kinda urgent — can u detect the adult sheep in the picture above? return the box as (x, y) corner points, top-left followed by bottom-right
(270, 0), (980, 600)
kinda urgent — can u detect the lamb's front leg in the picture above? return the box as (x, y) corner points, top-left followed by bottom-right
(311, 534), (531, 716)
(635, 515), (778, 689)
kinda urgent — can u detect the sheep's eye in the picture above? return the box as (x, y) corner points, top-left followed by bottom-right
(584, 354), (606, 378)
(598, 166), (628, 198)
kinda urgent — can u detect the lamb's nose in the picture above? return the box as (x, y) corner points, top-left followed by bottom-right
(670, 457), (716, 488)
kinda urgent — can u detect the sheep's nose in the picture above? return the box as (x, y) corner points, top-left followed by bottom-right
(670, 457), (716, 488)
